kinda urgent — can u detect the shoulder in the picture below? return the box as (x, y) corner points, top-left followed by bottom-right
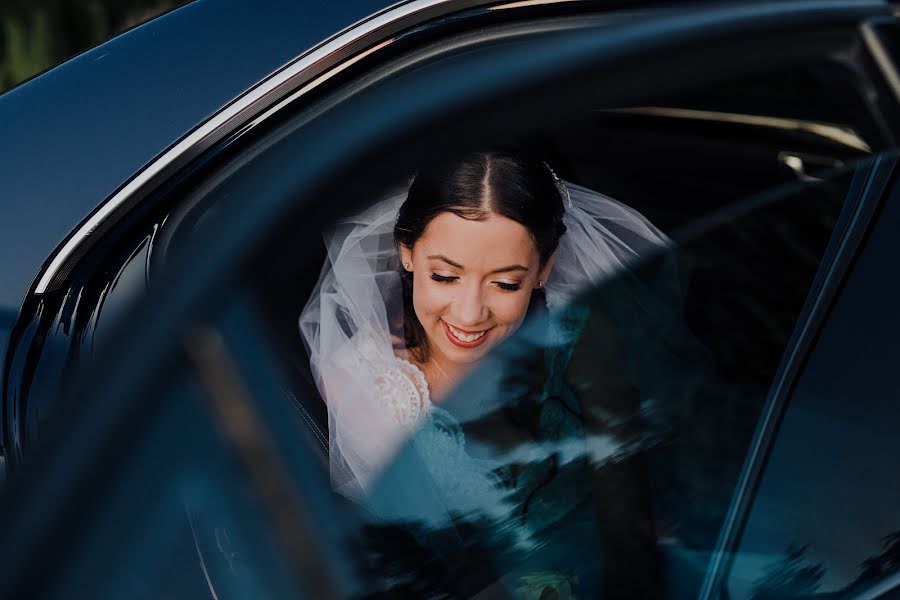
(324, 333), (432, 427)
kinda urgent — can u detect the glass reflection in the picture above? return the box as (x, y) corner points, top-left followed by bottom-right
(726, 168), (900, 600)
(333, 163), (854, 598)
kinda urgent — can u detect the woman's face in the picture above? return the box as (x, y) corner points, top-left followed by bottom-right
(400, 211), (553, 371)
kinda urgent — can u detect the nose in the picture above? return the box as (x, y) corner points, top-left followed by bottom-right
(453, 281), (489, 327)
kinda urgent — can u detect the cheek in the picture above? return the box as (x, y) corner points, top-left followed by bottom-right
(491, 293), (533, 328)
(411, 278), (448, 321)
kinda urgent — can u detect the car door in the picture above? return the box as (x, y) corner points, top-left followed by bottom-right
(703, 163), (900, 600)
(1, 1), (899, 598)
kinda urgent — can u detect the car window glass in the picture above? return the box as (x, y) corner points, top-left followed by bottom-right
(213, 32), (891, 596)
(7, 158), (875, 600)
(238, 153), (875, 598)
(724, 173), (900, 600)
(563, 60), (875, 235)
(14, 363), (306, 599)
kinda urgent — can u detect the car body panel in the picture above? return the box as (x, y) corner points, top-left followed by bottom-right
(0, 0), (390, 313)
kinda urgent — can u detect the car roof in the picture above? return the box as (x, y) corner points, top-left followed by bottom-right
(0, 0), (393, 310)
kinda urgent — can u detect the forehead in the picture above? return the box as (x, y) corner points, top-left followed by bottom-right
(416, 211), (539, 267)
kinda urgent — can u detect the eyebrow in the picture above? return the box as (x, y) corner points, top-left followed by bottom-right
(426, 254), (529, 275)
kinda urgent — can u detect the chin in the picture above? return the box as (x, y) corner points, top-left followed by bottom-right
(444, 343), (492, 364)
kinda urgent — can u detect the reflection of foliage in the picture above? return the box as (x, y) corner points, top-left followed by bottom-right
(850, 529), (900, 590)
(452, 179), (853, 598)
(750, 544), (825, 600)
(353, 522), (455, 599)
(514, 570), (578, 599)
(351, 516), (526, 599)
(669, 186), (847, 546)
(1, 0), (191, 93)
(740, 528), (900, 600)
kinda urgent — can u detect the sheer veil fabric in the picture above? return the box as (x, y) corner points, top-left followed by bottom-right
(298, 180), (671, 500)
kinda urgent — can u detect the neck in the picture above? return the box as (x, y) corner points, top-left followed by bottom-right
(421, 353), (470, 404)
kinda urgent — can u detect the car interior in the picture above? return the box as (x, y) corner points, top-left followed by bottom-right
(145, 53), (868, 600)
(246, 56), (877, 473)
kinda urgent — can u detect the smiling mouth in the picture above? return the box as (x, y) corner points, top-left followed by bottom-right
(442, 320), (492, 348)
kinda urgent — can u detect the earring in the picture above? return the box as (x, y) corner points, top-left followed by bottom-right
(403, 262), (410, 270)
(537, 280), (545, 288)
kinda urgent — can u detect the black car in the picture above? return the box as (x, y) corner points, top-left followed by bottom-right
(1, 0), (899, 598)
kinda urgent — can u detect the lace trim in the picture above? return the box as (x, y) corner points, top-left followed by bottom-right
(351, 333), (434, 429)
(372, 357), (433, 428)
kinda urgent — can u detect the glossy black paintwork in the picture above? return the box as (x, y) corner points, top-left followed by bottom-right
(3, 225), (160, 467)
(0, 0), (390, 314)
(0, 0), (393, 461)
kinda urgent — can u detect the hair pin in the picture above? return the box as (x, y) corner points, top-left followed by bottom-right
(544, 161), (573, 209)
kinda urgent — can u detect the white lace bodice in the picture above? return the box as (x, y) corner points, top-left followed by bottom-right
(350, 333), (434, 429)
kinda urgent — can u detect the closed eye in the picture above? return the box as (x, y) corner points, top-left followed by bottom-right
(431, 273), (458, 284)
(496, 281), (522, 292)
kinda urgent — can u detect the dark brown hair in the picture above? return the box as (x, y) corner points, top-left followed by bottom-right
(394, 150), (567, 362)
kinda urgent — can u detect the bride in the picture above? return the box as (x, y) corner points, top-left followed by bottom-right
(299, 149), (673, 596)
(299, 150), (670, 497)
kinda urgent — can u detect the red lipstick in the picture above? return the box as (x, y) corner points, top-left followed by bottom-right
(442, 319), (492, 348)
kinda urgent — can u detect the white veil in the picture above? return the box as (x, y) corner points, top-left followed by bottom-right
(298, 180), (671, 498)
